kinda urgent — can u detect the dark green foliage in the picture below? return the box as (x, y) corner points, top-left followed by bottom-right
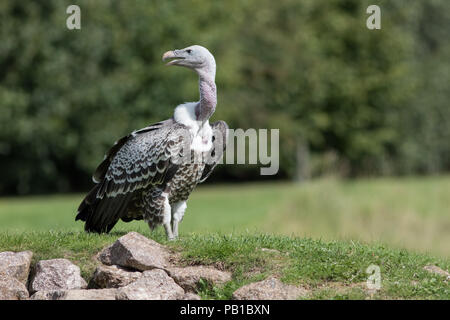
(0, 0), (449, 194)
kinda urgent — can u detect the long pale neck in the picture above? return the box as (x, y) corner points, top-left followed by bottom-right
(196, 70), (217, 122)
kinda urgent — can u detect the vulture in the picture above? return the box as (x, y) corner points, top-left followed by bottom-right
(76, 45), (228, 240)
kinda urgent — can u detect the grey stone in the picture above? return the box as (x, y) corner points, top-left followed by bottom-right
(0, 251), (33, 285)
(98, 232), (171, 271)
(91, 264), (142, 288)
(181, 292), (202, 300)
(116, 269), (184, 300)
(30, 288), (117, 300)
(29, 258), (87, 293)
(0, 274), (29, 300)
(167, 266), (231, 292)
(424, 265), (450, 280)
(30, 290), (65, 300)
(232, 277), (308, 300)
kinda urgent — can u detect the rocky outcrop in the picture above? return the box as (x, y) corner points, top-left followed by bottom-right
(98, 232), (171, 271)
(0, 274), (29, 300)
(90, 264), (142, 289)
(116, 269), (185, 300)
(0, 251), (33, 285)
(232, 277), (308, 300)
(181, 292), (202, 300)
(31, 289), (117, 300)
(0, 232), (239, 300)
(29, 259), (87, 293)
(167, 266), (232, 292)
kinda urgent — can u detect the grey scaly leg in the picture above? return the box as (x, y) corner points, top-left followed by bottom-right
(171, 201), (187, 239)
(162, 195), (175, 240)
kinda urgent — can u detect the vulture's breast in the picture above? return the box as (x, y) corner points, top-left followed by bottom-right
(168, 162), (205, 204)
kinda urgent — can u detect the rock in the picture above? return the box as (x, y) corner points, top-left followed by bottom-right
(29, 259), (87, 293)
(90, 264), (142, 289)
(98, 232), (171, 271)
(167, 266), (232, 292)
(0, 274), (29, 300)
(30, 289), (117, 300)
(116, 269), (184, 300)
(0, 251), (33, 285)
(30, 290), (65, 300)
(181, 292), (202, 300)
(232, 277), (308, 300)
(424, 265), (450, 280)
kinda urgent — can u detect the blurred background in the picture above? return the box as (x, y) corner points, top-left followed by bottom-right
(0, 1), (449, 256)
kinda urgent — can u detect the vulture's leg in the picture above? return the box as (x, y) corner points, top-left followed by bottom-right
(162, 195), (174, 240)
(171, 201), (187, 239)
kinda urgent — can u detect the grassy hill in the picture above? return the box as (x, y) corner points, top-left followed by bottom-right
(0, 177), (449, 299)
(0, 231), (448, 299)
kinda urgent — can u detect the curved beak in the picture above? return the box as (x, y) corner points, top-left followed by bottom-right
(162, 50), (184, 66)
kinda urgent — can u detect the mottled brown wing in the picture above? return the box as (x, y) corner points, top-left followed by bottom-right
(76, 119), (191, 233)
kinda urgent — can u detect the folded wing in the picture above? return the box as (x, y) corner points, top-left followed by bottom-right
(76, 119), (191, 233)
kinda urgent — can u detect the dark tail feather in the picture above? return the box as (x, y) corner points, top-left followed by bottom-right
(76, 184), (133, 233)
(76, 184), (100, 222)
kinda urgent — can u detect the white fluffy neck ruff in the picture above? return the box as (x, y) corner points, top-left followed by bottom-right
(174, 102), (213, 152)
(174, 102), (201, 131)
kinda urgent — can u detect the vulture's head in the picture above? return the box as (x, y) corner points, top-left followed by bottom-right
(162, 45), (216, 77)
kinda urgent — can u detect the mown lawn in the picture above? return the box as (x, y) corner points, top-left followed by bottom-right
(0, 177), (449, 299)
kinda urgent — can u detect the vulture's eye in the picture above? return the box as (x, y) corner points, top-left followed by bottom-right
(186, 49), (192, 54)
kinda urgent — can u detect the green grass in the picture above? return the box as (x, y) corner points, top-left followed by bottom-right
(0, 177), (449, 299)
(262, 177), (450, 257)
(0, 182), (281, 234)
(0, 231), (448, 299)
(1, 176), (449, 256)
